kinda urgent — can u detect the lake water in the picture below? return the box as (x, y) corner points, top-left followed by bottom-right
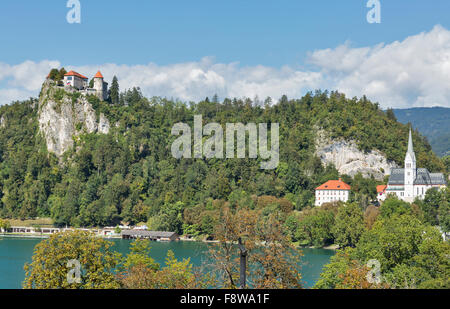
(0, 236), (334, 289)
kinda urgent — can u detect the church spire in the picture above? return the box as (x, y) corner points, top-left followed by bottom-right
(406, 127), (416, 161)
(407, 128), (414, 154)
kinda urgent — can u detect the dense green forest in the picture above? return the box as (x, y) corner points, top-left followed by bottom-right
(393, 107), (450, 157)
(0, 80), (446, 232)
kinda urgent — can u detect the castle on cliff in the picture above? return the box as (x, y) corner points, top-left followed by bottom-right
(60, 70), (108, 101)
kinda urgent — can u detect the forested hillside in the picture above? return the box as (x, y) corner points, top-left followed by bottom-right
(0, 83), (445, 231)
(393, 107), (450, 157)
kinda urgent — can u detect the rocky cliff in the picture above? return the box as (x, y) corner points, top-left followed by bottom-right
(315, 131), (397, 180)
(36, 81), (401, 176)
(38, 80), (110, 157)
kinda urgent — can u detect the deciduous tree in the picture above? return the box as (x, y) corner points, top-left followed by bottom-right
(23, 230), (121, 289)
(332, 202), (365, 248)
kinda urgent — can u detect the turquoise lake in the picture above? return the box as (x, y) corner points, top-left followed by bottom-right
(0, 237), (334, 289)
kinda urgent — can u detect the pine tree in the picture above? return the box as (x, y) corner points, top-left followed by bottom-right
(386, 108), (397, 121)
(110, 76), (120, 105)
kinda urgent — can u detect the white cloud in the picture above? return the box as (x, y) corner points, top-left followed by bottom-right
(0, 60), (60, 104)
(72, 59), (323, 103)
(0, 88), (36, 104)
(1, 25), (450, 108)
(308, 25), (450, 108)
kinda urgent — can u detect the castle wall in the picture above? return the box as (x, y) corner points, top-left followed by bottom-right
(64, 76), (87, 90)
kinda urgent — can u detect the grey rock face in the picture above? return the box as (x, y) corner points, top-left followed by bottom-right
(315, 131), (397, 180)
(98, 113), (110, 134)
(0, 115), (5, 128)
(38, 81), (110, 157)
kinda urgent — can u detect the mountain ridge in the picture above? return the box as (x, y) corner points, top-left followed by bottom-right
(393, 106), (450, 157)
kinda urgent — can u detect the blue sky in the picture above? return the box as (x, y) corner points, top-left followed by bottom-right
(1, 1), (450, 108)
(0, 0), (449, 67)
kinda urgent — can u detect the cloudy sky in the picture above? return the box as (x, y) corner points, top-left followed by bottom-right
(1, 1), (450, 108)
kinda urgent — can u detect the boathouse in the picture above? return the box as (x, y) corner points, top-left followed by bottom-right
(121, 230), (179, 241)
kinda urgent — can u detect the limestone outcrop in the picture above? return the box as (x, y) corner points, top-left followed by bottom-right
(38, 80), (110, 157)
(315, 131), (397, 180)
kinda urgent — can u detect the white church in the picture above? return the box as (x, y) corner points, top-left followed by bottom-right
(380, 129), (447, 202)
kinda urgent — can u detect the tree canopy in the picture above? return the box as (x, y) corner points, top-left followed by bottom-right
(0, 87), (445, 231)
(23, 230), (121, 289)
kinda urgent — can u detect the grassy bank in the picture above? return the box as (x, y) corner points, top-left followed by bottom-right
(6, 218), (54, 228)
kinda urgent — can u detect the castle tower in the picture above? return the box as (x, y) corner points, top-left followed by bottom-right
(404, 128), (416, 200)
(93, 71), (107, 100)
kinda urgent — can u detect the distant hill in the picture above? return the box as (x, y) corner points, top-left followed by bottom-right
(393, 107), (450, 157)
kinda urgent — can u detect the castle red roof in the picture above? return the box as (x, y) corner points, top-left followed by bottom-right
(94, 71), (104, 78)
(316, 179), (351, 191)
(64, 71), (88, 80)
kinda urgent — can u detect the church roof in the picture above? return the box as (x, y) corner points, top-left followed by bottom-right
(429, 173), (446, 185)
(387, 168), (446, 186)
(388, 168), (405, 185)
(414, 168), (432, 185)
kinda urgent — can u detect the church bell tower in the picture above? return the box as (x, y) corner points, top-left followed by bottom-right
(404, 128), (416, 199)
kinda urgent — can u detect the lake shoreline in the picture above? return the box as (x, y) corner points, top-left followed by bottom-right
(1, 234), (338, 251)
(0, 233), (220, 243)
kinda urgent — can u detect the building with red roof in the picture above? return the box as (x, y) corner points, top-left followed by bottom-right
(93, 71), (108, 100)
(64, 71), (89, 90)
(376, 185), (387, 201)
(94, 71), (104, 78)
(65, 71), (88, 80)
(315, 178), (351, 206)
(61, 70), (108, 101)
